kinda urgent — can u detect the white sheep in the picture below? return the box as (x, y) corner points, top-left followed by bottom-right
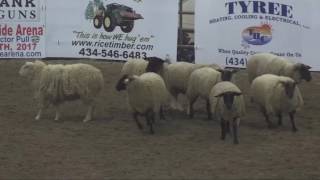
(163, 62), (221, 111)
(19, 60), (104, 122)
(250, 74), (304, 131)
(115, 72), (169, 134)
(209, 81), (245, 144)
(186, 67), (237, 119)
(121, 59), (222, 112)
(247, 52), (312, 83)
(120, 57), (170, 77)
(120, 58), (148, 76)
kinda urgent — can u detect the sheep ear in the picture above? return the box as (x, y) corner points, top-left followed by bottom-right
(279, 80), (287, 86)
(124, 78), (130, 84)
(293, 63), (304, 70)
(216, 68), (224, 73)
(231, 68), (239, 73)
(115, 74), (134, 91)
(144, 56), (165, 63)
(214, 93), (223, 97)
(145, 57), (165, 73)
(233, 92), (242, 96)
(279, 80), (294, 88)
(126, 75), (137, 83)
(303, 64), (311, 70)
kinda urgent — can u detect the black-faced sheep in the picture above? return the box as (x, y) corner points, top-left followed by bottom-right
(250, 74), (304, 131)
(186, 67), (238, 119)
(115, 72), (169, 134)
(162, 62), (221, 111)
(120, 57), (169, 77)
(210, 81), (245, 144)
(247, 52), (312, 83)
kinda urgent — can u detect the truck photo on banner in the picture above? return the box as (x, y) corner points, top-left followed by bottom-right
(46, 0), (179, 61)
(0, 0), (45, 58)
(195, 0), (320, 70)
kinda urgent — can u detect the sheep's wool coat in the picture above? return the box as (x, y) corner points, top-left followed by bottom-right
(126, 72), (169, 114)
(120, 58), (148, 76)
(164, 62), (220, 94)
(210, 81), (245, 120)
(247, 53), (300, 83)
(187, 67), (221, 100)
(38, 63), (103, 104)
(250, 74), (304, 115)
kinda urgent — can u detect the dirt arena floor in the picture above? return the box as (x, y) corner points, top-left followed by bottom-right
(0, 59), (319, 180)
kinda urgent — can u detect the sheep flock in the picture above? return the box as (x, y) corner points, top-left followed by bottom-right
(18, 53), (313, 145)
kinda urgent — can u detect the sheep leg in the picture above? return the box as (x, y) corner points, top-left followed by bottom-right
(146, 110), (155, 134)
(159, 106), (165, 120)
(133, 112), (143, 130)
(83, 105), (94, 122)
(170, 90), (183, 111)
(35, 100), (50, 120)
(265, 115), (273, 129)
(187, 97), (197, 119)
(54, 105), (60, 121)
(226, 121), (231, 134)
(35, 108), (43, 121)
(289, 111), (298, 132)
(169, 91), (178, 109)
(232, 118), (240, 144)
(206, 99), (212, 120)
(220, 119), (226, 140)
(261, 107), (273, 129)
(277, 114), (282, 126)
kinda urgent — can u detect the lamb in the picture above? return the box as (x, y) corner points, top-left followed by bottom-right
(19, 60), (104, 122)
(250, 74), (304, 131)
(209, 81), (245, 144)
(247, 52), (312, 83)
(115, 72), (169, 134)
(186, 67), (238, 119)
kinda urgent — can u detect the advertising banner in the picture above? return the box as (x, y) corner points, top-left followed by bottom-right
(195, 0), (320, 70)
(0, 0), (45, 58)
(46, 0), (179, 61)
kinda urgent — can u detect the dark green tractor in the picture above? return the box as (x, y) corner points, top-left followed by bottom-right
(93, 3), (143, 33)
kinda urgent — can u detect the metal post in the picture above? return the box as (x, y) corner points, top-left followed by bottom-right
(178, 0), (183, 45)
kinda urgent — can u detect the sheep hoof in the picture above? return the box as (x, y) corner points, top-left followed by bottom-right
(267, 124), (275, 129)
(206, 116), (213, 121)
(292, 128), (298, 132)
(137, 125), (143, 130)
(171, 102), (184, 111)
(83, 118), (91, 123)
(176, 106), (184, 112)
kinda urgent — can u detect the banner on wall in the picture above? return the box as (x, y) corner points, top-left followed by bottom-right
(46, 0), (179, 61)
(0, 0), (45, 58)
(195, 0), (320, 70)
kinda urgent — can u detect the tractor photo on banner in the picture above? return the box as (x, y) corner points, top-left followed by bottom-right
(46, 0), (179, 61)
(89, 0), (143, 33)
